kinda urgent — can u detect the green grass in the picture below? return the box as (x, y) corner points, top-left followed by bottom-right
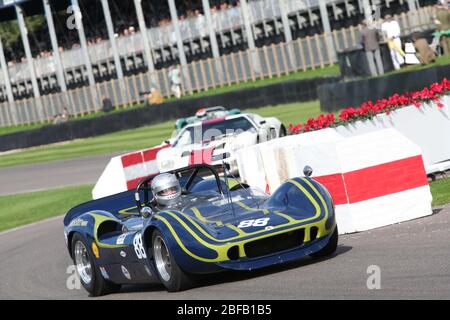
(183, 65), (340, 98)
(0, 123), (44, 136)
(0, 101), (321, 169)
(375, 54), (450, 78)
(0, 66), (339, 137)
(0, 185), (93, 232)
(430, 177), (450, 207)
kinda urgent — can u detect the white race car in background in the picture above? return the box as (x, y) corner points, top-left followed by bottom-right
(157, 113), (286, 174)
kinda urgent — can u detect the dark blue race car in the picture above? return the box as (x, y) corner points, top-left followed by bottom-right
(64, 164), (338, 296)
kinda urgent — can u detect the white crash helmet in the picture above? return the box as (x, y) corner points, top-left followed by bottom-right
(151, 173), (182, 207)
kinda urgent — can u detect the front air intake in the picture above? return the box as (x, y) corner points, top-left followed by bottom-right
(244, 229), (305, 258)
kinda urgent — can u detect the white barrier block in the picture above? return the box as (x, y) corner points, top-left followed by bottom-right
(334, 102), (450, 172)
(92, 156), (127, 199)
(237, 128), (432, 234)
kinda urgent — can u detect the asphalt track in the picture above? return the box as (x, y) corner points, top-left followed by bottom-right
(0, 154), (118, 196)
(0, 205), (449, 300)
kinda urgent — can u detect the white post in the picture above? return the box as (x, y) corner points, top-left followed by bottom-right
(167, 0), (188, 66)
(43, 0), (67, 92)
(0, 36), (17, 124)
(100, 0), (124, 79)
(279, 0), (293, 42)
(318, 0), (336, 61)
(361, 0), (372, 20)
(133, 0), (155, 72)
(240, 0), (256, 50)
(15, 5), (41, 100)
(71, 0), (95, 86)
(0, 37), (14, 104)
(201, 0), (220, 59)
(240, 0), (260, 73)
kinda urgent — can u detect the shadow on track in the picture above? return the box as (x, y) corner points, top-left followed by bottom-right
(109, 244), (353, 296)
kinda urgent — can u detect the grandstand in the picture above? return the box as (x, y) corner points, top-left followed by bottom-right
(0, 0), (439, 125)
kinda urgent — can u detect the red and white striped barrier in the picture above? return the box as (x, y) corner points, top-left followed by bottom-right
(92, 144), (218, 199)
(236, 129), (433, 234)
(92, 144), (169, 199)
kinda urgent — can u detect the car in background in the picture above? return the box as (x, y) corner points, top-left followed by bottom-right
(175, 106), (241, 132)
(158, 113), (286, 174)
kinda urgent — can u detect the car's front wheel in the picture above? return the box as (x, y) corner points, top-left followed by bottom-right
(71, 233), (121, 297)
(151, 230), (195, 292)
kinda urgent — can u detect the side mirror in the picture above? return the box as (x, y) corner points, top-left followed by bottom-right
(140, 206), (153, 218)
(260, 120), (267, 125)
(303, 166), (313, 177)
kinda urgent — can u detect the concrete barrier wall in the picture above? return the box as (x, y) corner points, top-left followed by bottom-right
(333, 97), (450, 173)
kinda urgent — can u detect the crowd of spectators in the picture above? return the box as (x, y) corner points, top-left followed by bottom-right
(0, 0), (440, 75)
(3, 0), (241, 66)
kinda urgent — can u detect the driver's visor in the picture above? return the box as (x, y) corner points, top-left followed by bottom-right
(158, 186), (178, 197)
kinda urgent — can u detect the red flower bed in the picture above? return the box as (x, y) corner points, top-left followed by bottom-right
(289, 78), (450, 135)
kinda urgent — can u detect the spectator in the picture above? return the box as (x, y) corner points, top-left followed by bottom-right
(147, 87), (165, 105)
(435, 0), (450, 55)
(61, 107), (70, 122)
(360, 20), (384, 77)
(381, 15), (405, 70)
(102, 96), (114, 113)
(168, 66), (182, 99)
(195, 10), (206, 38)
(52, 107), (70, 124)
(412, 33), (436, 65)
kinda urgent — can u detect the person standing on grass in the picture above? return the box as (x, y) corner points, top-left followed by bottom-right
(102, 96), (113, 113)
(382, 15), (405, 70)
(168, 66), (182, 99)
(434, 0), (450, 55)
(360, 19), (384, 77)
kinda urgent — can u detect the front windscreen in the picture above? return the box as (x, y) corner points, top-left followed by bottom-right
(174, 117), (255, 147)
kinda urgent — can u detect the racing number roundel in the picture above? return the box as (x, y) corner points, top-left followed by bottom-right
(133, 233), (147, 259)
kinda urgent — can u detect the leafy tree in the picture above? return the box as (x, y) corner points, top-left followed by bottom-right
(0, 15), (45, 50)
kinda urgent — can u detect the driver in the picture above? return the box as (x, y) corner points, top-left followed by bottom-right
(151, 173), (182, 210)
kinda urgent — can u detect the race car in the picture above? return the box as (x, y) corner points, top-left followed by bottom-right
(175, 106), (241, 132)
(64, 164), (338, 296)
(158, 113), (286, 174)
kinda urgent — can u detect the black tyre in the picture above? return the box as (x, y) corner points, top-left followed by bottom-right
(310, 226), (338, 259)
(279, 125), (287, 137)
(151, 230), (195, 292)
(71, 233), (121, 297)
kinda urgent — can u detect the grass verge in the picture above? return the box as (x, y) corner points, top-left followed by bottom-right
(0, 185), (93, 233)
(430, 177), (450, 207)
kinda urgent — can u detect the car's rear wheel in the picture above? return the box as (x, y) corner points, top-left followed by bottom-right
(151, 230), (195, 292)
(71, 233), (121, 297)
(309, 227), (338, 259)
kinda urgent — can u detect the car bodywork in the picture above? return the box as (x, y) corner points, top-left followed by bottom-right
(175, 106), (241, 132)
(158, 113), (285, 174)
(64, 165), (337, 291)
